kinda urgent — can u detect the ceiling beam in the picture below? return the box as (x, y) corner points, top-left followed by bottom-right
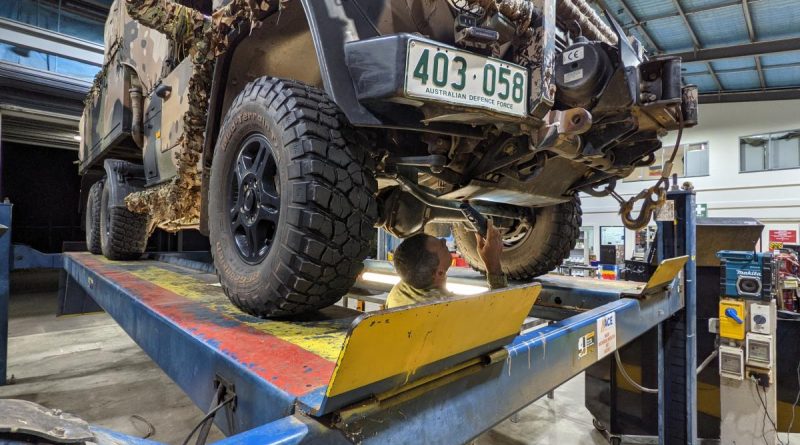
(741, 0), (756, 41)
(754, 57), (767, 90)
(738, 0), (765, 89)
(670, 0), (703, 49)
(705, 62), (723, 92)
(670, 38), (800, 62)
(596, 0), (661, 52)
(621, 0), (763, 30)
(681, 60), (800, 76)
(699, 88), (800, 103)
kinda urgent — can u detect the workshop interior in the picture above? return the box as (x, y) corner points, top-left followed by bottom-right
(0, 0), (799, 444)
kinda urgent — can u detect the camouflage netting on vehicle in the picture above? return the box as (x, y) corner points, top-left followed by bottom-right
(122, 0), (277, 231)
(85, 39), (121, 107)
(467, 0), (617, 44)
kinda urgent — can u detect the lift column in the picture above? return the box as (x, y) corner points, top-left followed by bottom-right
(0, 202), (11, 385)
(656, 189), (698, 444)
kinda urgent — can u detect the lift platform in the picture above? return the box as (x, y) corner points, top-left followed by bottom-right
(52, 249), (687, 444)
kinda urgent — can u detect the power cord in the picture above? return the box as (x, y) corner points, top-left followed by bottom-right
(180, 395), (236, 445)
(753, 376), (785, 445)
(129, 414), (155, 439)
(786, 354), (800, 445)
(615, 350), (658, 394)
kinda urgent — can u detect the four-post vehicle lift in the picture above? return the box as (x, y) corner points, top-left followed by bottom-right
(0, 191), (699, 445)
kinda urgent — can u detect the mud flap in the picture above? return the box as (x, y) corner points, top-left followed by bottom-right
(102, 159), (146, 209)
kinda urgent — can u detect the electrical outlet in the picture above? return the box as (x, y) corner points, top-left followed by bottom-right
(719, 345), (744, 380)
(748, 370), (770, 388)
(749, 303), (771, 334)
(708, 318), (719, 334)
(213, 374), (237, 411)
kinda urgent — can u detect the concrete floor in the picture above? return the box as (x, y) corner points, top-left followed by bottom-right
(1, 271), (606, 445)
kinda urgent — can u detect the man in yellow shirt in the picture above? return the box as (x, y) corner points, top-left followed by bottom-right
(386, 221), (507, 308)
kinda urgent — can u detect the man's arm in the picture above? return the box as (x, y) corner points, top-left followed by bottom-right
(475, 219), (508, 289)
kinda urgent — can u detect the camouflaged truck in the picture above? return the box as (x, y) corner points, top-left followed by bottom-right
(80, 0), (698, 317)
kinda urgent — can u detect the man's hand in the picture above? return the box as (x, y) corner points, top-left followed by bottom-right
(475, 219), (503, 276)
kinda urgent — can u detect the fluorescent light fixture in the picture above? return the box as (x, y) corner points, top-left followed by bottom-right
(444, 282), (489, 295)
(361, 272), (400, 285)
(360, 272), (488, 296)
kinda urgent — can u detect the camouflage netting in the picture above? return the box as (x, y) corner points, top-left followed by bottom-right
(85, 38), (122, 107)
(467, 0), (617, 44)
(123, 0), (279, 231)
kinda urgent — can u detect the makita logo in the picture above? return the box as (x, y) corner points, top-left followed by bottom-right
(736, 269), (761, 277)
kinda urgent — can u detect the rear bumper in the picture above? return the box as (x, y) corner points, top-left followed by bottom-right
(344, 33), (411, 104)
(344, 33), (527, 122)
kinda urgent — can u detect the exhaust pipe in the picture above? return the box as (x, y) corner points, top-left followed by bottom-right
(129, 86), (143, 149)
(394, 175), (521, 220)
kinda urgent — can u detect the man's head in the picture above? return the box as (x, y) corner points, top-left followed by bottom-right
(393, 234), (452, 290)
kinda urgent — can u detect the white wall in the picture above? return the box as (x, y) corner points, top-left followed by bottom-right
(581, 99), (800, 259)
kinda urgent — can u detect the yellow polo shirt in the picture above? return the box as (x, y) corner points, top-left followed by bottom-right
(385, 273), (508, 308)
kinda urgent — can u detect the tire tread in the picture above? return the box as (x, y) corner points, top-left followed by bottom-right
(85, 180), (104, 254)
(100, 182), (148, 261)
(214, 77), (377, 317)
(453, 197), (583, 280)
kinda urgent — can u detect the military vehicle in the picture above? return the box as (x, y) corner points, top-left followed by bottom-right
(80, 0), (698, 317)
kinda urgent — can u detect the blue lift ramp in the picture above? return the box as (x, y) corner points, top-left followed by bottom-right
(49, 250), (687, 444)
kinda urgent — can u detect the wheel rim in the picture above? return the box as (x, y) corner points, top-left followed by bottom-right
(228, 133), (280, 264)
(501, 223), (532, 251)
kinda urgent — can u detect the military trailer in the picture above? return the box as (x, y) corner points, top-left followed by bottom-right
(80, 0), (698, 317)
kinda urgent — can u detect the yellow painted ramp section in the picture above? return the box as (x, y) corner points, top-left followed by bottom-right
(643, 256), (689, 294)
(326, 284), (541, 398)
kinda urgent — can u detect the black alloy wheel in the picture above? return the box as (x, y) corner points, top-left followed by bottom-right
(228, 133), (280, 264)
(208, 76), (378, 317)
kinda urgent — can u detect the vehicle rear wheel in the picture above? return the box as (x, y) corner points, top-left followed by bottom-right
(208, 77), (378, 318)
(99, 179), (149, 260)
(452, 197), (582, 279)
(85, 179), (104, 254)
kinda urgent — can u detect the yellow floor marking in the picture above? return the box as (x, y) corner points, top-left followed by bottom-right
(126, 266), (347, 362)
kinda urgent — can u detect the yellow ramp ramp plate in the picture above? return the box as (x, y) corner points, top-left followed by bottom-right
(639, 256), (689, 296)
(326, 284), (541, 399)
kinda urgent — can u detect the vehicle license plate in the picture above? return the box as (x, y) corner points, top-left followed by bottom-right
(404, 40), (529, 117)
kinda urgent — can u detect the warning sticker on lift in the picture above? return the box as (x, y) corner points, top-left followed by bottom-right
(578, 331), (596, 359)
(596, 312), (617, 360)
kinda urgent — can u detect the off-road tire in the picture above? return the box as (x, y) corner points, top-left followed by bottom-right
(99, 182), (149, 260)
(208, 77), (378, 318)
(452, 197), (582, 280)
(85, 179), (104, 254)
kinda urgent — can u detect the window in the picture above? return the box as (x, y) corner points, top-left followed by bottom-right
(740, 130), (800, 172)
(0, 1), (107, 80)
(0, 1), (107, 44)
(0, 42), (98, 80)
(624, 142), (709, 182)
